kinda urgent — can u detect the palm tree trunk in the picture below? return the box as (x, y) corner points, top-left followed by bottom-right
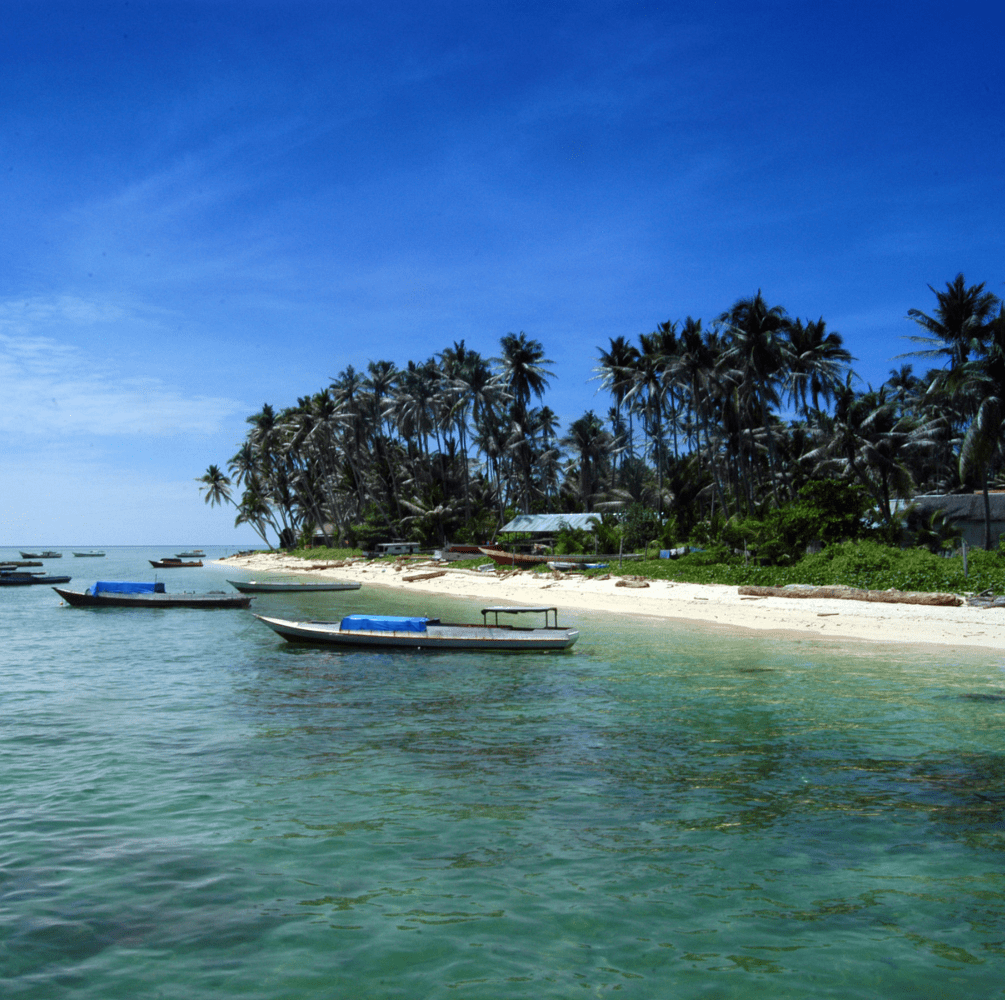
(983, 468), (992, 550)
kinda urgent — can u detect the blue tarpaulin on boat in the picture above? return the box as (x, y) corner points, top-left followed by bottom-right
(91, 581), (166, 595)
(340, 615), (427, 632)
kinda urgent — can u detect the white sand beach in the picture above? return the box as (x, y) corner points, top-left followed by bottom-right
(214, 552), (1005, 652)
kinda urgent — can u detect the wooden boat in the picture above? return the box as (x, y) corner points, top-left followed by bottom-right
(255, 605), (579, 651)
(478, 548), (553, 567)
(480, 548), (637, 567)
(1, 571), (71, 585)
(2, 561), (42, 568)
(19, 550), (61, 559)
(546, 561), (609, 572)
(227, 579), (362, 593)
(149, 558), (203, 568)
(73, 551), (105, 557)
(175, 550), (206, 558)
(54, 581), (251, 609)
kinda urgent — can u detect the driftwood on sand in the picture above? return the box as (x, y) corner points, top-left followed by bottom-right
(403, 570), (447, 583)
(737, 584), (962, 607)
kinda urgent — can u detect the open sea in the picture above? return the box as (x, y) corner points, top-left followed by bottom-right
(2, 545), (1004, 997)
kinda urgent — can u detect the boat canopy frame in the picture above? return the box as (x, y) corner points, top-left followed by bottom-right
(480, 605), (561, 628)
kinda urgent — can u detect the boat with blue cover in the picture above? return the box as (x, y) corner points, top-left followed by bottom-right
(53, 581), (251, 609)
(255, 606), (579, 651)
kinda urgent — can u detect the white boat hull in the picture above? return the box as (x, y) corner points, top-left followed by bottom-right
(228, 580), (361, 593)
(256, 615), (579, 651)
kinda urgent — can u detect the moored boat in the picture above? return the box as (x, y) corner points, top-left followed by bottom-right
(1, 571), (71, 585)
(150, 558), (203, 568)
(255, 605), (579, 651)
(19, 550), (62, 559)
(175, 550), (206, 558)
(227, 579), (362, 593)
(73, 551), (105, 557)
(54, 581), (251, 609)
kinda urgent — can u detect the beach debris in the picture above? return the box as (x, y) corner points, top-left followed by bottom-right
(616, 578), (649, 588)
(966, 590), (1005, 608)
(402, 570), (447, 583)
(737, 584), (962, 607)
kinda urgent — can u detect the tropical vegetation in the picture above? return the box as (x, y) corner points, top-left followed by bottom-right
(198, 274), (1005, 568)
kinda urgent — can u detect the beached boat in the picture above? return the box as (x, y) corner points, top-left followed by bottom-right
(73, 551), (105, 557)
(255, 606), (579, 651)
(546, 561), (609, 572)
(227, 579), (362, 593)
(53, 581), (251, 609)
(478, 548), (553, 567)
(149, 558), (203, 568)
(19, 550), (62, 559)
(1, 571), (71, 585)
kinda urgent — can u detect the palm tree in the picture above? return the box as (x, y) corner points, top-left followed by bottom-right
(497, 332), (554, 417)
(594, 335), (640, 463)
(720, 292), (793, 501)
(197, 465), (233, 507)
(561, 410), (614, 512)
(497, 332), (554, 512)
(906, 273), (999, 367)
(940, 306), (1005, 548)
(624, 334), (670, 518)
(786, 317), (854, 417)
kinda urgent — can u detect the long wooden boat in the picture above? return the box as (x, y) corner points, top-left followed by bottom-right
(2, 572), (71, 585)
(227, 579), (362, 593)
(255, 606), (579, 651)
(478, 548), (553, 567)
(54, 582), (251, 609)
(73, 551), (105, 557)
(19, 550), (61, 559)
(150, 558), (203, 568)
(479, 548), (639, 567)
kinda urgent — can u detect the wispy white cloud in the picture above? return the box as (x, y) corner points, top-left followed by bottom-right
(0, 295), (246, 437)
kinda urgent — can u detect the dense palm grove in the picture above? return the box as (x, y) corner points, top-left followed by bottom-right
(199, 274), (1005, 553)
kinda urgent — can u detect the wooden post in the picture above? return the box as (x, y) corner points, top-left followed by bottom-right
(963, 539), (968, 578)
(619, 535), (623, 568)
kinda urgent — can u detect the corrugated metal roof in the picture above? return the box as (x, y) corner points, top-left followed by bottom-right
(499, 514), (598, 533)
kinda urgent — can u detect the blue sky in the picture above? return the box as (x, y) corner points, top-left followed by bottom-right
(1, 1), (1002, 545)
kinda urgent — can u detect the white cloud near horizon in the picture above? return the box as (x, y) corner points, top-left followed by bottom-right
(0, 295), (246, 437)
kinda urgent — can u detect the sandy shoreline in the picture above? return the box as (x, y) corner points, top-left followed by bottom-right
(213, 553), (1005, 652)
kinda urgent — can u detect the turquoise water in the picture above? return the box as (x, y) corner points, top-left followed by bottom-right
(2, 546), (1004, 997)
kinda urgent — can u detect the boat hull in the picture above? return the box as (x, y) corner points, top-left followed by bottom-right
(149, 560), (203, 568)
(256, 615), (579, 651)
(227, 579), (362, 593)
(73, 552), (105, 557)
(54, 587), (251, 609)
(1, 574), (71, 585)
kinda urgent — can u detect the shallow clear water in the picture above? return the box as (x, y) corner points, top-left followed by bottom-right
(2, 546), (1004, 996)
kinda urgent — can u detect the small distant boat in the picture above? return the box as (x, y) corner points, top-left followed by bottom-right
(175, 550), (206, 558)
(19, 551), (62, 559)
(73, 551), (106, 557)
(54, 581), (251, 609)
(227, 579), (362, 593)
(256, 605), (579, 651)
(149, 558), (203, 568)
